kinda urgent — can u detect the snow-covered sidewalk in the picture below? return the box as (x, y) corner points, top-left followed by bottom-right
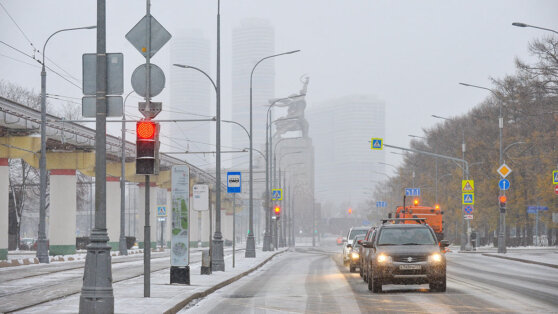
(19, 248), (286, 313)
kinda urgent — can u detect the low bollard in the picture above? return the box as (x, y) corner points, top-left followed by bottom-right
(201, 249), (212, 275)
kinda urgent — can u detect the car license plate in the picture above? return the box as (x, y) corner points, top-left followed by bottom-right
(399, 264), (421, 270)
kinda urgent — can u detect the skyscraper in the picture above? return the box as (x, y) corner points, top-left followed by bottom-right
(231, 18), (275, 167)
(169, 30), (212, 168)
(307, 95), (386, 207)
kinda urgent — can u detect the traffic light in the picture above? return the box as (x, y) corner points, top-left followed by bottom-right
(136, 120), (160, 175)
(499, 195), (507, 210)
(274, 205), (281, 219)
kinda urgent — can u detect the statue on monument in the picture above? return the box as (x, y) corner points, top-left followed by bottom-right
(271, 75), (310, 138)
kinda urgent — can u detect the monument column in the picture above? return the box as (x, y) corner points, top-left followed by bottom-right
(49, 169), (77, 255)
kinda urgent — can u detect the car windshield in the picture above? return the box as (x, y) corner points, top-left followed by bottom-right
(349, 229), (367, 240)
(377, 228), (436, 245)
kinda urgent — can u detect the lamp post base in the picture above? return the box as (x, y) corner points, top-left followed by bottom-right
(79, 229), (114, 313)
(245, 234), (256, 258)
(211, 237), (225, 271)
(118, 235), (128, 256)
(36, 239), (49, 263)
(263, 233), (272, 251)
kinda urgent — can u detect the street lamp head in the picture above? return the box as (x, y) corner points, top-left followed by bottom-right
(459, 82), (472, 87)
(172, 63), (188, 68)
(512, 22), (528, 27)
(286, 49), (301, 54)
(85, 25), (97, 29)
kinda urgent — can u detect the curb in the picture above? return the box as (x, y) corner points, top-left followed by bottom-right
(482, 253), (558, 269)
(164, 249), (287, 314)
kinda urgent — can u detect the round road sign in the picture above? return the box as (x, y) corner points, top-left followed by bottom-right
(555, 185), (558, 195)
(131, 63), (165, 97)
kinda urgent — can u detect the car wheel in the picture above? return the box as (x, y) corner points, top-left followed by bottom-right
(367, 272), (373, 291)
(371, 277), (382, 293)
(429, 276), (446, 292)
(350, 265), (355, 273)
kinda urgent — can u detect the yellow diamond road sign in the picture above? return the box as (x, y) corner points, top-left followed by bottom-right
(497, 163), (512, 178)
(462, 180), (474, 192)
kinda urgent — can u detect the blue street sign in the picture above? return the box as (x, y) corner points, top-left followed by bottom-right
(376, 201), (387, 208)
(499, 179), (510, 191)
(371, 138), (383, 150)
(554, 170), (558, 184)
(527, 206), (549, 214)
(463, 193), (474, 205)
(227, 172), (241, 193)
(405, 188), (421, 197)
(464, 205), (473, 214)
(272, 189), (283, 200)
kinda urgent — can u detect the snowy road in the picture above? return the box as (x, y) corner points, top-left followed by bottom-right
(184, 244), (558, 313)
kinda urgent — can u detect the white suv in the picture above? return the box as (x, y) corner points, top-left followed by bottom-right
(343, 226), (369, 265)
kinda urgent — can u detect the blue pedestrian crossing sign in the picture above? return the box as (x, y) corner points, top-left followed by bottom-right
(499, 179), (510, 191)
(553, 170), (558, 185)
(157, 206), (167, 217)
(371, 138), (383, 150)
(272, 189), (283, 201)
(462, 193), (474, 205)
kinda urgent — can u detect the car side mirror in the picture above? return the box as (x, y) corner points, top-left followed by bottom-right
(439, 240), (450, 248)
(357, 240), (362, 245)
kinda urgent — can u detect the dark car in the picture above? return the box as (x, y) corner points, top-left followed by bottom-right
(347, 234), (365, 272)
(362, 219), (449, 293)
(359, 227), (376, 280)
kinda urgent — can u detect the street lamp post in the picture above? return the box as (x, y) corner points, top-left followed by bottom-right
(431, 114), (469, 250)
(458, 83), (506, 253)
(249, 49), (300, 253)
(119, 91), (134, 256)
(512, 22), (558, 34)
(37, 25), (96, 264)
(409, 134), (438, 203)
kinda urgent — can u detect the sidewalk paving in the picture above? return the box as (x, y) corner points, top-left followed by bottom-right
(482, 251), (558, 268)
(18, 248), (286, 314)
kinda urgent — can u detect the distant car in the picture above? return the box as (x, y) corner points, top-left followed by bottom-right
(343, 226), (369, 265)
(336, 236), (344, 245)
(347, 234), (365, 272)
(362, 219), (449, 293)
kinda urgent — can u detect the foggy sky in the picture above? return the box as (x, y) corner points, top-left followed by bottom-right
(1, 0), (557, 171)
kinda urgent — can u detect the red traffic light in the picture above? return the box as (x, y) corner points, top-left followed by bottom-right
(137, 121), (156, 139)
(274, 206), (281, 214)
(499, 195), (507, 203)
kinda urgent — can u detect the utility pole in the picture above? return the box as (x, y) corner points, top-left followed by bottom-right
(79, 0), (114, 311)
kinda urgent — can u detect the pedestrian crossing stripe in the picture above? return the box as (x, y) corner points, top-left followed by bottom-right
(462, 193), (474, 205)
(462, 180), (474, 192)
(553, 170), (558, 184)
(371, 138), (383, 150)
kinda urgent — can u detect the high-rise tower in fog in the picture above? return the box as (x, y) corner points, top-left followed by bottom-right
(231, 18), (275, 166)
(169, 30), (211, 167)
(307, 95), (386, 207)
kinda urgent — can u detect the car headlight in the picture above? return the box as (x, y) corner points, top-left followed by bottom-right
(351, 252), (359, 259)
(377, 254), (392, 263)
(428, 253), (443, 263)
